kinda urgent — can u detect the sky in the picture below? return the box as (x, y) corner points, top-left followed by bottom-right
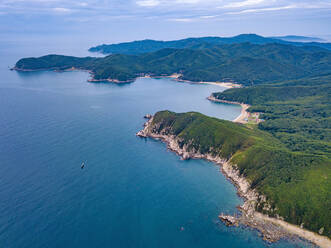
(0, 0), (331, 46)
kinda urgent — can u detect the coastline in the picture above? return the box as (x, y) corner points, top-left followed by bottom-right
(181, 80), (241, 89)
(207, 96), (250, 123)
(12, 67), (241, 87)
(171, 74), (241, 89)
(87, 78), (133, 84)
(136, 116), (331, 248)
(199, 81), (241, 88)
(12, 66), (134, 84)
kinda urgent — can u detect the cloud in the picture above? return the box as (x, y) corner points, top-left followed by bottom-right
(242, 5), (295, 13)
(226, 2), (331, 15)
(199, 15), (217, 19)
(30, 0), (62, 1)
(136, 0), (160, 7)
(77, 2), (88, 7)
(53, 7), (72, 13)
(174, 0), (201, 3)
(135, 0), (222, 7)
(167, 14), (220, 22)
(223, 0), (266, 8)
(2, 0), (331, 22)
(226, 5), (294, 14)
(168, 18), (194, 22)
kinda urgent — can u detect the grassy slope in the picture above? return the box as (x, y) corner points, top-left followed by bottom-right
(152, 111), (331, 237)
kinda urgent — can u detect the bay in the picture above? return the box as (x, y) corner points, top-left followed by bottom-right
(0, 39), (313, 248)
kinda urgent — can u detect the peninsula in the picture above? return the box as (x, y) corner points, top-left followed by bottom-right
(13, 42), (331, 84)
(13, 36), (331, 246)
(137, 111), (331, 247)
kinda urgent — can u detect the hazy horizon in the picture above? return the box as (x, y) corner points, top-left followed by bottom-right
(1, 0), (331, 46)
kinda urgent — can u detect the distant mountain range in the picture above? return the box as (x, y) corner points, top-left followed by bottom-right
(271, 35), (325, 43)
(89, 34), (331, 55)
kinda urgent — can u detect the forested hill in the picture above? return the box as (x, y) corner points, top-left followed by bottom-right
(89, 34), (331, 55)
(150, 110), (331, 238)
(14, 37), (331, 238)
(15, 42), (331, 85)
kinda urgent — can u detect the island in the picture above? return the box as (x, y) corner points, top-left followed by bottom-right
(13, 37), (331, 247)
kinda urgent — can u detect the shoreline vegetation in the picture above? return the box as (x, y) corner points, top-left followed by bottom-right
(12, 40), (331, 245)
(207, 95), (251, 124)
(12, 67), (241, 88)
(136, 114), (331, 248)
(207, 95), (262, 125)
(14, 42), (331, 86)
(169, 73), (242, 89)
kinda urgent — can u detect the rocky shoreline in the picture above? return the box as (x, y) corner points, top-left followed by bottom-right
(136, 115), (331, 248)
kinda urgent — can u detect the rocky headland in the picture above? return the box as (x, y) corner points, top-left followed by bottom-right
(136, 115), (331, 248)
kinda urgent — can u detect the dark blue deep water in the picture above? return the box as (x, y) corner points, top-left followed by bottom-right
(0, 40), (313, 248)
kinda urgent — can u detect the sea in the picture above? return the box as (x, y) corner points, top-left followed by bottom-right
(0, 38), (313, 248)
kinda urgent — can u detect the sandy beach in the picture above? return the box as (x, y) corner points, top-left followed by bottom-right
(207, 96), (250, 123)
(232, 104), (250, 123)
(198, 81), (241, 88)
(161, 73), (242, 88)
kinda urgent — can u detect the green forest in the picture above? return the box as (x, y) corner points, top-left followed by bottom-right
(209, 74), (331, 237)
(150, 110), (331, 237)
(15, 42), (331, 84)
(14, 40), (331, 238)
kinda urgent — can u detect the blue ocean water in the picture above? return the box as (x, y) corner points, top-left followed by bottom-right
(0, 40), (313, 248)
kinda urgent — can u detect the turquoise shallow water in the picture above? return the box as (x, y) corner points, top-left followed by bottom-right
(0, 41), (313, 248)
